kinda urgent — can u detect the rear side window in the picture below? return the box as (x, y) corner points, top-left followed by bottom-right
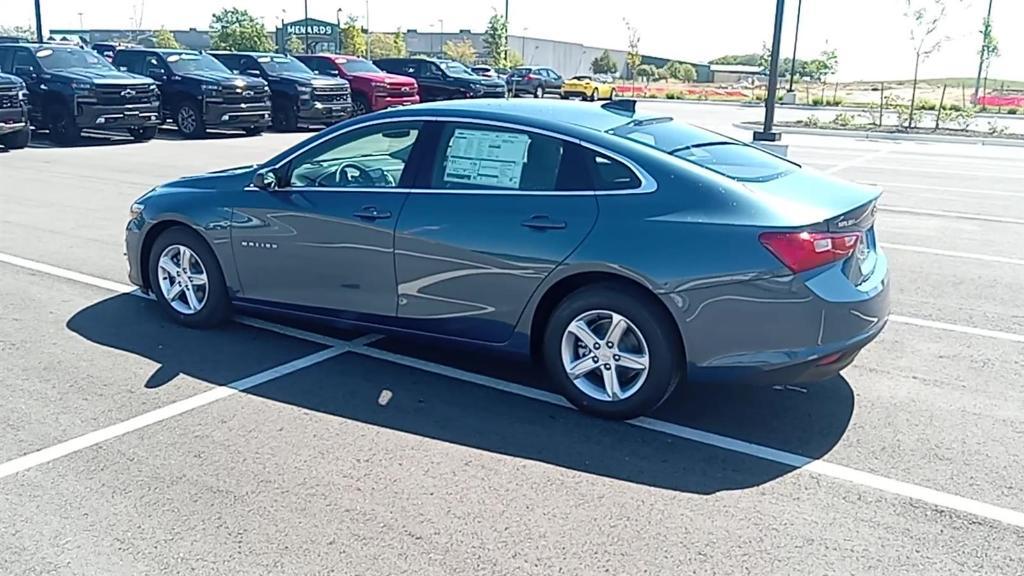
(611, 118), (797, 182)
(429, 123), (565, 192)
(558, 146), (642, 192)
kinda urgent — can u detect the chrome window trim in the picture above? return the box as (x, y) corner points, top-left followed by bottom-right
(267, 114), (657, 196)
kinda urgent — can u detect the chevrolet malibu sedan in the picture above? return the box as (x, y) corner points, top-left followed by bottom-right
(125, 99), (890, 419)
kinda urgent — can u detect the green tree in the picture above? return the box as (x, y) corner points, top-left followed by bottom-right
(624, 20), (641, 80)
(634, 64), (657, 84)
(758, 41), (772, 72)
(507, 49), (525, 68)
(482, 13), (510, 68)
(151, 28), (181, 49)
(210, 8), (274, 52)
(0, 24), (35, 40)
(590, 50), (618, 75)
(443, 38), (477, 65)
(368, 32), (408, 59)
(978, 16), (999, 103)
(656, 66), (670, 82)
(340, 15), (367, 57)
(903, 0), (957, 128)
(664, 61), (697, 82)
(709, 53), (760, 66)
(285, 35), (304, 55)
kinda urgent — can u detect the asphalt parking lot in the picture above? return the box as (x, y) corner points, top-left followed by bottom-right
(2, 103), (1023, 574)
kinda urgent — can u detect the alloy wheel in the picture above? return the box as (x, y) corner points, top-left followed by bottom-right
(178, 106), (197, 134)
(560, 309), (650, 402)
(156, 244), (209, 315)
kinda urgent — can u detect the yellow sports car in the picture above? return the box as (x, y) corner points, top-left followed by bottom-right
(561, 75), (616, 101)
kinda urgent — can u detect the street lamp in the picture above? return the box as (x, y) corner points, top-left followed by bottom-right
(754, 0), (786, 143)
(336, 8), (343, 53)
(522, 27), (528, 58)
(438, 18), (444, 55)
(787, 0), (803, 93)
(34, 0), (44, 42)
(303, 0), (310, 53)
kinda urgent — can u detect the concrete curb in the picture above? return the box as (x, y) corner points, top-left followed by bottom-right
(733, 122), (1024, 148)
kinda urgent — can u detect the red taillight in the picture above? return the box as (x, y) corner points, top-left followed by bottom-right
(525, 74), (537, 81)
(759, 231), (862, 273)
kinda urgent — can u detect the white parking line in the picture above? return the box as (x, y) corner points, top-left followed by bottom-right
(822, 149), (891, 174)
(880, 243), (1024, 266)
(879, 206), (1024, 225)
(866, 181), (1024, 198)
(854, 165), (1024, 179)
(0, 347), (347, 480)
(890, 315), (1024, 344)
(4, 253), (1024, 528)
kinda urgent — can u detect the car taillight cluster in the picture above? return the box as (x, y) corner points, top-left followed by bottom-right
(759, 230), (862, 273)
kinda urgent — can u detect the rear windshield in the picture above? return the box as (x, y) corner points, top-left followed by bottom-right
(339, 59), (380, 74)
(610, 118), (797, 182)
(509, 67), (532, 77)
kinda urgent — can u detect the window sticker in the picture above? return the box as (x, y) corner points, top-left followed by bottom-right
(442, 129), (530, 189)
(36, 49), (54, 58)
(257, 56), (272, 63)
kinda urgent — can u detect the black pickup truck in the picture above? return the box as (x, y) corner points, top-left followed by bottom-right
(0, 43), (160, 145)
(0, 71), (30, 149)
(210, 52), (352, 131)
(374, 58), (507, 102)
(113, 48), (271, 138)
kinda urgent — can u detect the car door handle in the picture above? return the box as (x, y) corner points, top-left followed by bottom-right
(353, 207), (392, 220)
(521, 215), (566, 230)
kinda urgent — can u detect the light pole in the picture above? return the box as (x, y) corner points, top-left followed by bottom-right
(303, 0), (310, 53)
(754, 0), (786, 143)
(336, 8), (343, 53)
(34, 0), (44, 42)
(504, 0), (510, 65)
(365, 0), (370, 59)
(521, 27), (527, 59)
(786, 0), (802, 93)
(438, 19), (444, 55)
(77, 12), (84, 29)
(973, 0), (994, 104)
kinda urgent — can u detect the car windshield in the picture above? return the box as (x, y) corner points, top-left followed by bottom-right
(164, 52), (231, 74)
(35, 48), (114, 72)
(611, 118), (797, 182)
(339, 59), (381, 74)
(256, 55), (310, 75)
(570, 75), (593, 81)
(441, 61), (475, 77)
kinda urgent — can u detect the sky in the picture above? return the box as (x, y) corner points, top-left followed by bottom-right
(3, 0), (1021, 82)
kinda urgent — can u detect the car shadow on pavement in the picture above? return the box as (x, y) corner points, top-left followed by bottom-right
(28, 131), (140, 149)
(68, 294), (854, 495)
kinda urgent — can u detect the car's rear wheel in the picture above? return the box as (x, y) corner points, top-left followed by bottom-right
(129, 126), (158, 141)
(0, 126), (30, 149)
(534, 86), (544, 98)
(176, 100), (206, 139)
(148, 227), (230, 328)
(543, 284), (683, 420)
(589, 88), (598, 102)
(352, 94), (370, 116)
(608, 88), (616, 101)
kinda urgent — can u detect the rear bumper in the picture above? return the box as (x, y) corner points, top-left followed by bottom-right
(664, 249), (891, 386)
(297, 100), (352, 124)
(0, 106), (29, 134)
(76, 103), (160, 129)
(370, 94), (420, 111)
(204, 101), (272, 128)
(508, 82), (539, 95)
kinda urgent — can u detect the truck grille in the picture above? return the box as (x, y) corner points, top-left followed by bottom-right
(313, 86), (351, 103)
(0, 88), (19, 109)
(96, 84), (158, 106)
(223, 85), (270, 105)
(385, 85), (416, 98)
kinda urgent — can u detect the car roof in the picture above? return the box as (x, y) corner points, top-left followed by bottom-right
(121, 48), (199, 55)
(209, 51), (281, 58)
(2, 43), (81, 50)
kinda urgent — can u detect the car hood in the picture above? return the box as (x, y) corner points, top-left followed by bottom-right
(47, 69), (154, 85)
(269, 72), (348, 87)
(0, 73), (23, 89)
(146, 165), (258, 196)
(350, 71), (416, 86)
(177, 71), (268, 88)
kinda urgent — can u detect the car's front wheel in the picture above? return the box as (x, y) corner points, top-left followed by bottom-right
(148, 227), (230, 328)
(0, 126), (30, 149)
(129, 126), (158, 141)
(176, 100), (206, 139)
(534, 86), (544, 98)
(543, 284), (683, 420)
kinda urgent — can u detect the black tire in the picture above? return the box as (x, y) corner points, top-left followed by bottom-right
(271, 99), (298, 131)
(243, 126), (265, 136)
(176, 100), (206, 139)
(129, 125), (158, 142)
(560, 93), (569, 100)
(543, 283), (684, 420)
(589, 88), (598, 102)
(148, 227), (231, 329)
(608, 88), (616, 101)
(47, 104), (80, 146)
(351, 94), (370, 116)
(0, 126), (30, 149)
(534, 86), (544, 98)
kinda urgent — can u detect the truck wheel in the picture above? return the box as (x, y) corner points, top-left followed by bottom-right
(271, 100), (298, 132)
(243, 126), (264, 136)
(129, 126), (158, 142)
(176, 100), (206, 139)
(352, 94), (370, 116)
(47, 104), (80, 146)
(0, 126), (31, 150)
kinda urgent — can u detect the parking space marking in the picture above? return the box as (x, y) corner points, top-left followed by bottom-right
(878, 206), (1024, 226)
(880, 243), (1024, 266)
(890, 315), (1024, 344)
(0, 347), (347, 480)
(5, 252), (1024, 527)
(865, 181), (1024, 198)
(856, 165), (1024, 179)
(822, 149), (890, 174)
(0, 252), (134, 294)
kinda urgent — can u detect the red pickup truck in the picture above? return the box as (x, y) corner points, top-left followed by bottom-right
(296, 54), (419, 116)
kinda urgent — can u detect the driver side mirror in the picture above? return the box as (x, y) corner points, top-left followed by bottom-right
(251, 168), (279, 191)
(147, 68), (166, 82)
(13, 66), (37, 81)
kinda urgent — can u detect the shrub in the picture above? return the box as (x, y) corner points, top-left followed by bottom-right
(665, 91), (683, 100)
(917, 99), (938, 111)
(803, 114), (821, 128)
(987, 120), (1009, 135)
(942, 102), (963, 112)
(832, 112), (856, 127)
(1006, 108), (1020, 115)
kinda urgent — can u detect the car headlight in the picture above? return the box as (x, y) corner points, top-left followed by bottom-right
(297, 84), (312, 98)
(17, 89), (29, 101)
(469, 83), (485, 94)
(71, 81), (94, 96)
(372, 82), (388, 93)
(202, 83), (222, 95)
(129, 202), (145, 221)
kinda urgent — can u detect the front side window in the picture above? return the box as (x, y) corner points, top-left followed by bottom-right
(288, 122), (422, 189)
(35, 47), (113, 72)
(12, 50), (37, 73)
(611, 118), (797, 182)
(430, 123), (565, 192)
(164, 52), (231, 75)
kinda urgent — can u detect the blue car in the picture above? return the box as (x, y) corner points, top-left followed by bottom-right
(125, 99), (890, 419)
